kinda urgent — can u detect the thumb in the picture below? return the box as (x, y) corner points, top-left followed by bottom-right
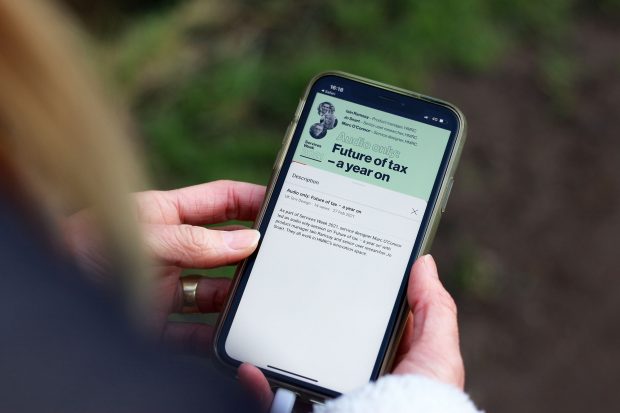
(144, 224), (260, 268)
(238, 363), (274, 412)
(393, 255), (465, 389)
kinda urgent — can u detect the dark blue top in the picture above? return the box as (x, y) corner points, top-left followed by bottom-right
(0, 196), (257, 412)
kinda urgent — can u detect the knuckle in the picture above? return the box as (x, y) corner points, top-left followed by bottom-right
(178, 225), (211, 255)
(206, 180), (241, 221)
(415, 286), (456, 310)
(225, 182), (240, 220)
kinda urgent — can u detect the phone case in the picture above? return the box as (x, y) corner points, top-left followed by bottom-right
(213, 71), (467, 403)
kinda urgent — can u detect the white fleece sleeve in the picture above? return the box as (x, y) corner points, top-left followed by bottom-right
(313, 375), (482, 413)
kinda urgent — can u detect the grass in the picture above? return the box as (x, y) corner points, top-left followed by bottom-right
(100, 0), (577, 188)
(92, 0), (591, 298)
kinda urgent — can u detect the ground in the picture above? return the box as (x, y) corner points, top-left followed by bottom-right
(431, 18), (620, 412)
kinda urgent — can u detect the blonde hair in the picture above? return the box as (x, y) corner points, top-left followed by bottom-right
(0, 0), (151, 317)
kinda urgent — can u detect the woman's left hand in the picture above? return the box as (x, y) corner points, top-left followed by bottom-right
(65, 180), (266, 354)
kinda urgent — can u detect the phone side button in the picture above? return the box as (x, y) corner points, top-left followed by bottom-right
(441, 177), (454, 213)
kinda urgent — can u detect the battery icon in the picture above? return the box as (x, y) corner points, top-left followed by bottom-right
(439, 119), (444, 123)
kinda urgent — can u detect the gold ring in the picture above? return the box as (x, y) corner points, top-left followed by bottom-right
(180, 276), (201, 313)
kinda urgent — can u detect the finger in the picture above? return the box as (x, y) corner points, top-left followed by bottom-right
(408, 255), (459, 346)
(137, 181), (266, 225)
(145, 224), (260, 268)
(172, 276), (232, 313)
(238, 363), (273, 412)
(197, 276), (231, 312)
(161, 322), (214, 355)
(393, 255), (465, 388)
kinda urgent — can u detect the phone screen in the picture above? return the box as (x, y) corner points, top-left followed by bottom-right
(218, 75), (460, 396)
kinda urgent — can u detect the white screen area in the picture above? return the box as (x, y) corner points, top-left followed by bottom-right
(225, 93), (450, 394)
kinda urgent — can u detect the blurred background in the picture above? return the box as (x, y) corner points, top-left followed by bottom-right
(62, 0), (619, 411)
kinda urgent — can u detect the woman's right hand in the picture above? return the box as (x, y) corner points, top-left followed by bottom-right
(391, 254), (465, 389)
(239, 254), (465, 411)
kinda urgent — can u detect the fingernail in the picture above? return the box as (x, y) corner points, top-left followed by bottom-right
(223, 229), (260, 250)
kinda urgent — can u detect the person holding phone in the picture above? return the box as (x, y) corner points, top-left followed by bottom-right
(67, 183), (478, 413)
(0, 1), (480, 412)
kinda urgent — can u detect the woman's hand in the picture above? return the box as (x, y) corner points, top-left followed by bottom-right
(391, 254), (465, 389)
(239, 255), (465, 411)
(65, 180), (266, 354)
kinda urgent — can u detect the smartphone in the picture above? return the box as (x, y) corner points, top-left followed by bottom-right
(215, 71), (466, 401)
